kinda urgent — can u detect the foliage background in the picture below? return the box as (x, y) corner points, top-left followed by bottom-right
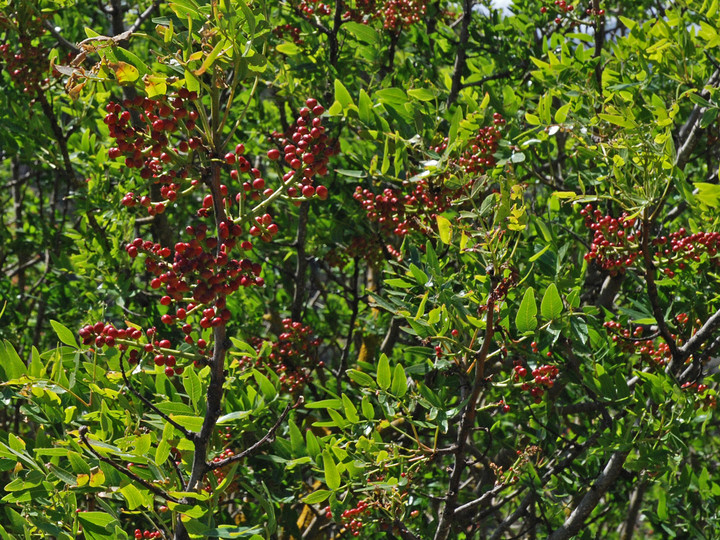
(2, 0), (720, 538)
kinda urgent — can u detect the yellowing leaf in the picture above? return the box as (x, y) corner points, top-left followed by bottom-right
(437, 215), (452, 244)
(113, 61), (139, 83)
(144, 74), (167, 98)
(89, 470), (105, 487)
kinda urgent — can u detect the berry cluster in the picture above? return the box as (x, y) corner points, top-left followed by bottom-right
(514, 361), (558, 403)
(219, 425), (232, 443)
(324, 500), (371, 537)
(431, 118), (504, 174)
(354, 119), (503, 241)
(297, 0), (332, 16)
(105, 90), (199, 214)
(603, 320), (673, 366)
(581, 206), (638, 274)
(349, 0), (427, 31)
(133, 529), (162, 539)
(266, 98), (334, 203)
(273, 23), (303, 45)
(353, 182), (449, 237)
(126, 227), (263, 314)
(236, 319), (321, 392)
(78, 323), (195, 377)
(208, 448), (235, 488)
(85, 97), (336, 377)
(653, 228), (720, 277)
(582, 205), (720, 278)
(682, 381), (716, 410)
(0, 10), (50, 95)
(324, 235), (388, 267)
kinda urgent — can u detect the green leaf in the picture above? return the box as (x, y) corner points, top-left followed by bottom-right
(276, 42), (301, 55)
(391, 364), (408, 398)
(358, 88), (373, 123)
(305, 399), (343, 409)
(525, 112), (540, 125)
(343, 21), (379, 44)
(407, 88), (436, 101)
(183, 368), (202, 410)
(168, 415), (204, 431)
(114, 47), (150, 77)
(598, 113), (636, 129)
(50, 320), (79, 348)
(342, 394), (359, 423)
(303, 489), (331, 504)
(554, 103), (571, 123)
(1, 340), (27, 380)
(113, 61), (139, 84)
(515, 287), (538, 333)
(408, 264), (428, 286)
(155, 438), (171, 465)
(361, 396), (375, 420)
(334, 79), (353, 109)
(144, 74), (167, 98)
(377, 353), (391, 391)
(77, 512), (116, 529)
(694, 182), (720, 208)
(120, 483), (147, 510)
(540, 283), (563, 320)
(448, 105), (463, 145)
(253, 370), (277, 401)
(306, 431), (321, 459)
(437, 215), (452, 244)
(288, 420), (304, 455)
(323, 451), (341, 490)
(346, 369), (376, 387)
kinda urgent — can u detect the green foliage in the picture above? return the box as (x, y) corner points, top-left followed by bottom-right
(3, 0), (720, 538)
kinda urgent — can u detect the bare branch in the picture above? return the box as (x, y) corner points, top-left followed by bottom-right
(547, 450), (629, 540)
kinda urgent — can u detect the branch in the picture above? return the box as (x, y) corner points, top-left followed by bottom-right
(336, 260), (361, 394)
(620, 478), (647, 540)
(79, 426), (180, 503)
(674, 69), (720, 170)
(680, 307), (720, 359)
(128, 0), (163, 34)
(446, 0), (475, 108)
(488, 492), (535, 540)
(206, 399), (300, 470)
(640, 216), (681, 364)
(393, 520), (421, 540)
(461, 69), (514, 89)
(453, 483), (508, 517)
(546, 450), (629, 540)
(433, 291), (495, 540)
(291, 202), (310, 321)
(42, 20), (81, 54)
(118, 351), (196, 440)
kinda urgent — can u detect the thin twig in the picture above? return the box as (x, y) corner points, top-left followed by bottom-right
(119, 351), (196, 440)
(206, 399), (301, 470)
(336, 260), (361, 394)
(79, 426), (180, 503)
(128, 0), (163, 34)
